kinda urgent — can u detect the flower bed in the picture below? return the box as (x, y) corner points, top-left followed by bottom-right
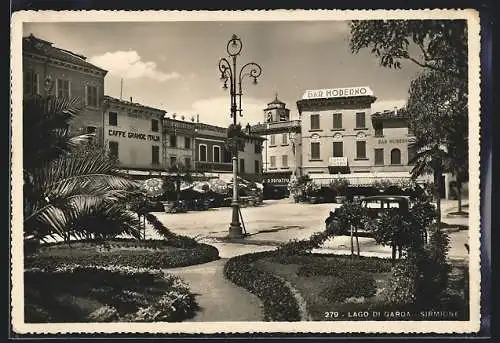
(223, 251), (301, 322)
(27, 241), (220, 269)
(25, 265), (198, 323)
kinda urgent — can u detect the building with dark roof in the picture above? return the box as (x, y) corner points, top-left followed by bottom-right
(23, 34), (108, 142)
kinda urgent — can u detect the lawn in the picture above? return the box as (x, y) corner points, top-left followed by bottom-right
(252, 253), (469, 321)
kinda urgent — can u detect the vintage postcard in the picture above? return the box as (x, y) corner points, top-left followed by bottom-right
(10, 9), (481, 335)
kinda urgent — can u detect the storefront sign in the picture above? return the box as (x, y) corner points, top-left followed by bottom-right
(328, 157), (348, 167)
(378, 138), (409, 145)
(302, 86), (373, 100)
(263, 173), (291, 185)
(108, 129), (160, 141)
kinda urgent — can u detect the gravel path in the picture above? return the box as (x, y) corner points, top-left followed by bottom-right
(163, 259), (263, 322)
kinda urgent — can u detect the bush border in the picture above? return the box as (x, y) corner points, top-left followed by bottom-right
(223, 251), (302, 322)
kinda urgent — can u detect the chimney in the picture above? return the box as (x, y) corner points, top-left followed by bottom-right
(130, 97), (133, 103)
(196, 114), (199, 123)
(394, 106), (398, 115)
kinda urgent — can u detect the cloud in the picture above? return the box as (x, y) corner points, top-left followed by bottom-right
(89, 50), (182, 82)
(371, 99), (407, 113)
(166, 97), (267, 128)
(288, 21), (350, 44)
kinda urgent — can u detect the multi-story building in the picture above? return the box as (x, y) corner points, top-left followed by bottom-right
(103, 96), (166, 177)
(296, 86), (419, 187)
(163, 116), (197, 170)
(251, 95), (302, 191)
(193, 122), (265, 179)
(23, 34), (108, 142)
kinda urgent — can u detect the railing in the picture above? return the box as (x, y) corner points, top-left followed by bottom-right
(251, 120), (301, 134)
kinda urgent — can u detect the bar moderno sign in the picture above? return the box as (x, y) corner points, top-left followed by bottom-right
(302, 86), (374, 100)
(108, 129), (160, 142)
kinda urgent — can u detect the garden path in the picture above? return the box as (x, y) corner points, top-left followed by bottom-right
(163, 259), (263, 322)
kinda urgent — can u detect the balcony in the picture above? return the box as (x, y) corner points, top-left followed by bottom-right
(251, 120), (301, 135)
(195, 161), (232, 172)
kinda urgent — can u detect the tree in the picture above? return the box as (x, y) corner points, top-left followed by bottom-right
(335, 201), (367, 257)
(406, 71), (468, 227)
(349, 20), (467, 79)
(23, 95), (142, 243)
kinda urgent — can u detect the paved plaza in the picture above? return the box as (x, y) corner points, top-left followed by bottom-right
(149, 198), (470, 260)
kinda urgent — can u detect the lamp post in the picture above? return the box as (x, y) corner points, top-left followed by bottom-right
(218, 34), (262, 238)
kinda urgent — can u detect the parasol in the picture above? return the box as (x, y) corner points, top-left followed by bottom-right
(142, 178), (164, 198)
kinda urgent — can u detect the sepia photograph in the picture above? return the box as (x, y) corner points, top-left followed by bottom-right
(10, 9), (481, 335)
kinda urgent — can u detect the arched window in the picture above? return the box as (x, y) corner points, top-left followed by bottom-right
(390, 148), (401, 165)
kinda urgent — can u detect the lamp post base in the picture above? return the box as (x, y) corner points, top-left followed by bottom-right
(228, 204), (244, 238)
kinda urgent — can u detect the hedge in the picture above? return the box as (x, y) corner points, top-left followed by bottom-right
(27, 243), (220, 269)
(319, 272), (377, 302)
(223, 251), (301, 322)
(297, 256), (393, 277)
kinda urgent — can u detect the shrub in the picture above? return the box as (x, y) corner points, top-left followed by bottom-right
(224, 251), (301, 321)
(320, 272), (377, 302)
(386, 255), (419, 306)
(25, 265), (198, 323)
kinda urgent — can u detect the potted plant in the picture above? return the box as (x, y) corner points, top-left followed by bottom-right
(329, 178), (350, 203)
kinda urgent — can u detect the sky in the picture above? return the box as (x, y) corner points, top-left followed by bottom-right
(24, 21), (423, 127)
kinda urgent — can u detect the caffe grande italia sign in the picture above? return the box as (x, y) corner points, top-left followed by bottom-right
(108, 129), (160, 142)
(302, 86), (374, 100)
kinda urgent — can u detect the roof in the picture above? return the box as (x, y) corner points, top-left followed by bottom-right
(361, 195), (410, 201)
(371, 109), (409, 120)
(267, 93), (286, 106)
(103, 96), (166, 114)
(23, 34), (107, 74)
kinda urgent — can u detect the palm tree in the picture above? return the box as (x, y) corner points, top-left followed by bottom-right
(23, 95), (142, 243)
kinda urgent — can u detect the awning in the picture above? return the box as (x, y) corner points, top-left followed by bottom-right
(308, 172), (431, 187)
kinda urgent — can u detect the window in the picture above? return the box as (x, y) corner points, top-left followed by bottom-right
(254, 142), (261, 153)
(310, 114), (320, 130)
(332, 113), (342, 129)
(170, 156), (177, 166)
(184, 137), (191, 149)
(24, 70), (39, 96)
(391, 148), (401, 165)
(282, 133), (288, 145)
(270, 156), (276, 168)
(279, 112), (287, 121)
(270, 134), (276, 146)
(311, 142), (320, 160)
(375, 148), (384, 165)
(184, 157), (192, 169)
(254, 160), (260, 173)
(374, 122), (383, 136)
(152, 146), (160, 164)
(109, 141), (119, 160)
(223, 148), (232, 163)
(356, 141), (367, 159)
(239, 159), (245, 174)
(213, 146), (221, 163)
(282, 155), (288, 168)
(356, 112), (366, 129)
(109, 112), (118, 126)
(332, 142), (343, 157)
(151, 119), (159, 132)
(86, 85), (98, 107)
(199, 145), (207, 162)
(56, 79), (70, 98)
(169, 135), (177, 147)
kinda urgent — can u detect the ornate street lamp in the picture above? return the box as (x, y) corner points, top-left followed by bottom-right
(218, 34), (262, 238)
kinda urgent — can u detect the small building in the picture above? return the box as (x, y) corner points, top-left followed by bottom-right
(103, 96), (166, 177)
(22, 34), (108, 143)
(251, 94), (302, 196)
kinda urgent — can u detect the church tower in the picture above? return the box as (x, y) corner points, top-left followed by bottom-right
(263, 93), (290, 123)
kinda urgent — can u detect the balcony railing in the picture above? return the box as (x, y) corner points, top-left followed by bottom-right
(251, 120), (301, 134)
